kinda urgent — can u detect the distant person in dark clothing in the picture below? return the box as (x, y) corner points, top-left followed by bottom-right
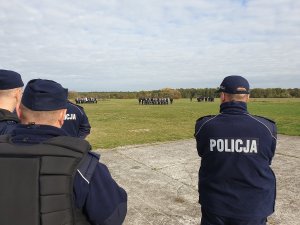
(0, 69), (23, 134)
(62, 101), (91, 139)
(195, 75), (277, 225)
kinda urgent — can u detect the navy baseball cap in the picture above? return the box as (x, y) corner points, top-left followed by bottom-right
(22, 79), (68, 111)
(0, 69), (24, 90)
(217, 75), (250, 94)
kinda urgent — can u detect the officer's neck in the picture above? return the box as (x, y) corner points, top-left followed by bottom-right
(0, 101), (16, 113)
(221, 99), (248, 104)
(0, 90), (21, 112)
(20, 120), (63, 129)
(220, 101), (248, 113)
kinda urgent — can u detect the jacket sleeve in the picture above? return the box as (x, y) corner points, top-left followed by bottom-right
(195, 122), (203, 157)
(194, 117), (210, 157)
(270, 122), (277, 164)
(74, 157), (127, 225)
(78, 109), (91, 139)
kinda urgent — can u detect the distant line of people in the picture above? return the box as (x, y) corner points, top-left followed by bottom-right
(138, 97), (173, 105)
(75, 97), (97, 104)
(196, 96), (215, 102)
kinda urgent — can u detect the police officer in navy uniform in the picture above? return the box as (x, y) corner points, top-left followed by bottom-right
(62, 100), (91, 139)
(0, 79), (127, 225)
(0, 69), (23, 134)
(194, 75), (277, 225)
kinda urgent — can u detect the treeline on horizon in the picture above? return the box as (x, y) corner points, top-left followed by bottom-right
(69, 88), (300, 100)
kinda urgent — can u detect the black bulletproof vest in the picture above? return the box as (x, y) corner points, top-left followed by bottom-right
(0, 135), (92, 225)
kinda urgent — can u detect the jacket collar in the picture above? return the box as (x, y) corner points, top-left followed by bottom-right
(220, 101), (248, 114)
(0, 108), (19, 122)
(10, 124), (68, 144)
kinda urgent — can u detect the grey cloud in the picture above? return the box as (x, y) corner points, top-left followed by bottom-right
(0, 0), (299, 91)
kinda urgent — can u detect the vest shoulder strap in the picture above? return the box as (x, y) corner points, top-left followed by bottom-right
(77, 152), (100, 184)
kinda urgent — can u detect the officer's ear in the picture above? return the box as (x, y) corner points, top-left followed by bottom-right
(9, 88), (22, 110)
(220, 92), (225, 103)
(58, 109), (67, 127)
(16, 88), (22, 102)
(246, 94), (250, 102)
(16, 104), (22, 120)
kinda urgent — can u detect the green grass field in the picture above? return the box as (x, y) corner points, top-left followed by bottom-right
(82, 98), (300, 149)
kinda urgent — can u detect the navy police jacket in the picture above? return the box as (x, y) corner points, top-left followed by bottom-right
(194, 101), (277, 219)
(8, 124), (127, 225)
(0, 108), (19, 135)
(62, 101), (91, 139)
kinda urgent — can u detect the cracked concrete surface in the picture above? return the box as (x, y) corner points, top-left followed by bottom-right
(94, 135), (300, 225)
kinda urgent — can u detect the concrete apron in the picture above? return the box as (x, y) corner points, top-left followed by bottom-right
(95, 135), (300, 225)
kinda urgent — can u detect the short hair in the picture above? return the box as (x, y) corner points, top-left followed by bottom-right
(0, 88), (21, 98)
(20, 104), (64, 125)
(224, 93), (249, 102)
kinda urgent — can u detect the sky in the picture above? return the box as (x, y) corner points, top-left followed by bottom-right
(0, 0), (299, 91)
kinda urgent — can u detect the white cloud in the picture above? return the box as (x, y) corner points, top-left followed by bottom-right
(0, 0), (299, 91)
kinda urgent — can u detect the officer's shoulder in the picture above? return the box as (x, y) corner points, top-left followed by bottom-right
(81, 152), (100, 168)
(88, 151), (100, 160)
(68, 101), (84, 109)
(67, 101), (86, 115)
(196, 115), (216, 122)
(252, 115), (276, 124)
(77, 151), (100, 183)
(46, 136), (91, 152)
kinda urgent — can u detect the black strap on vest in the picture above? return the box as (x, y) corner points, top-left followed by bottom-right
(0, 135), (92, 225)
